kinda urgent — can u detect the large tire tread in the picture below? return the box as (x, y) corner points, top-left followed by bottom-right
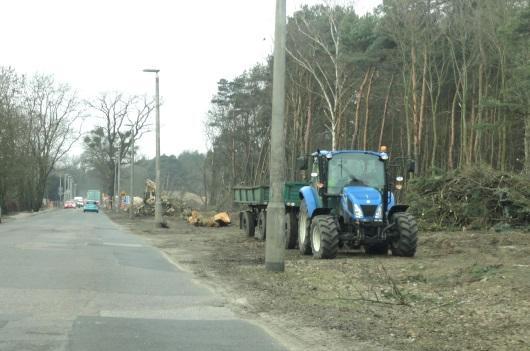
(255, 210), (266, 241)
(391, 212), (418, 257)
(311, 215), (339, 259)
(298, 200), (312, 255)
(242, 211), (255, 237)
(285, 212), (298, 249)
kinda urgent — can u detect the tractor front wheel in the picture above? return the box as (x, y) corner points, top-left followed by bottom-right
(390, 212), (418, 257)
(311, 215), (339, 259)
(298, 200), (312, 255)
(255, 210), (266, 241)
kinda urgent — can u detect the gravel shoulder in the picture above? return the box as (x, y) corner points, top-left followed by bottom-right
(108, 212), (530, 351)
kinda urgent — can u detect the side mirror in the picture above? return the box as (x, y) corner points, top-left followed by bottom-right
(296, 156), (308, 171)
(407, 160), (416, 173)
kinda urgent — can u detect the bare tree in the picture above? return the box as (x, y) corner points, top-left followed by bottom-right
(287, 5), (356, 150)
(83, 93), (154, 196)
(23, 74), (82, 211)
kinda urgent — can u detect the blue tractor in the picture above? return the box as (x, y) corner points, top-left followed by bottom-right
(296, 149), (418, 259)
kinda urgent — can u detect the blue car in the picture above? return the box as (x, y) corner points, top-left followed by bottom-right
(83, 200), (99, 213)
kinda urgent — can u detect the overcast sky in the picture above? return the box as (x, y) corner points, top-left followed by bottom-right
(1, 0), (381, 158)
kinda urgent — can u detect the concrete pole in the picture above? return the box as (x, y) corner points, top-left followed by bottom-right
(154, 73), (163, 226)
(129, 129), (135, 219)
(113, 161), (118, 211)
(59, 177), (63, 207)
(64, 174), (67, 203)
(117, 155), (121, 213)
(69, 176), (72, 200)
(265, 0), (287, 272)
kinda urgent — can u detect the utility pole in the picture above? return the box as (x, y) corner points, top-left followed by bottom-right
(117, 153), (121, 212)
(59, 177), (63, 207)
(265, 0), (287, 272)
(143, 68), (163, 227)
(69, 176), (72, 200)
(64, 174), (68, 201)
(113, 161), (118, 211)
(129, 128), (135, 219)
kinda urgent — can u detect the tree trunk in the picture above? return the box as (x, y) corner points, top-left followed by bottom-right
(362, 68), (376, 150)
(448, 89), (458, 170)
(417, 47), (428, 175)
(524, 112), (530, 175)
(304, 83), (313, 154)
(351, 68), (371, 148)
(378, 74), (394, 149)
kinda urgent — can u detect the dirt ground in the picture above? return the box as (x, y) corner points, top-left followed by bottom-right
(108, 212), (530, 351)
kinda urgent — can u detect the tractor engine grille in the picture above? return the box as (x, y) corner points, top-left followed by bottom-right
(361, 205), (377, 217)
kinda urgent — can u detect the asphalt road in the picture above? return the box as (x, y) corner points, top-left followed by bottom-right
(0, 209), (287, 351)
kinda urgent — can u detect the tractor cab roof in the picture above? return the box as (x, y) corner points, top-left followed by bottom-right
(311, 150), (386, 159)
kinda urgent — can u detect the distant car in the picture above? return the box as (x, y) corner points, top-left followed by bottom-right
(83, 200), (99, 213)
(74, 196), (84, 208)
(64, 200), (76, 209)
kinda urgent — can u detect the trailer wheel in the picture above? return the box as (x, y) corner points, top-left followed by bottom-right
(284, 211), (298, 249)
(255, 210), (266, 241)
(390, 212), (418, 257)
(298, 200), (312, 255)
(241, 211), (255, 237)
(311, 215), (339, 259)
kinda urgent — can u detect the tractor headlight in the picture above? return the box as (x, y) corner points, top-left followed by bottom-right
(353, 203), (364, 218)
(374, 205), (383, 220)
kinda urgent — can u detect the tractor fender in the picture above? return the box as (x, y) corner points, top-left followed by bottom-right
(299, 186), (321, 217)
(387, 205), (409, 219)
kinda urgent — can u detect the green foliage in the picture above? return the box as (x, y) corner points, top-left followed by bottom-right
(136, 151), (206, 196)
(206, 1), (530, 207)
(407, 167), (530, 230)
(0, 67), (80, 212)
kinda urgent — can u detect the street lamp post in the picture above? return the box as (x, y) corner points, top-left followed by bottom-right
(143, 68), (163, 226)
(117, 152), (121, 212)
(129, 128), (135, 219)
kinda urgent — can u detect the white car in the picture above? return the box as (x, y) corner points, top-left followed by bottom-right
(74, 196), (84, 208)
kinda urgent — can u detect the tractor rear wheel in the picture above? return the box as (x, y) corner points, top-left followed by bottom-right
(284, 212), (298, 249)
(298, 200), (312, 255)
(241, 211), (255, 237)
(310, 215), (339, 259)
(255, 210), (266, 241)
(390, 212), (418, 257)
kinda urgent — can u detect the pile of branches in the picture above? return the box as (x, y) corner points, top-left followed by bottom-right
(407, 167), (530, 231)
(138, 196), (187, 217)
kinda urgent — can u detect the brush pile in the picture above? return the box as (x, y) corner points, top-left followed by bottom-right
(407, 167), (530, 231)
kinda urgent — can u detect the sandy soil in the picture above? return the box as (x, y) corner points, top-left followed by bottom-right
(108, 212), (530, 351)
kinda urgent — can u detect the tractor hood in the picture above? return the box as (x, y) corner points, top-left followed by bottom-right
(343, 186), (382, 206)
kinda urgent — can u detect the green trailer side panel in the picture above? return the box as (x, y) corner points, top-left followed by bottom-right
(233, 182), (306, 207)
(233, 186), (269, 205)
(283, 182), (307, 206)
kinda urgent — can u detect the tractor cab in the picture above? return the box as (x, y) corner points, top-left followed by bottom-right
(296, 148), (418, 259)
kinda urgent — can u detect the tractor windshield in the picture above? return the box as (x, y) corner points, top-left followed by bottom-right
(327, 153), (385, 194)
